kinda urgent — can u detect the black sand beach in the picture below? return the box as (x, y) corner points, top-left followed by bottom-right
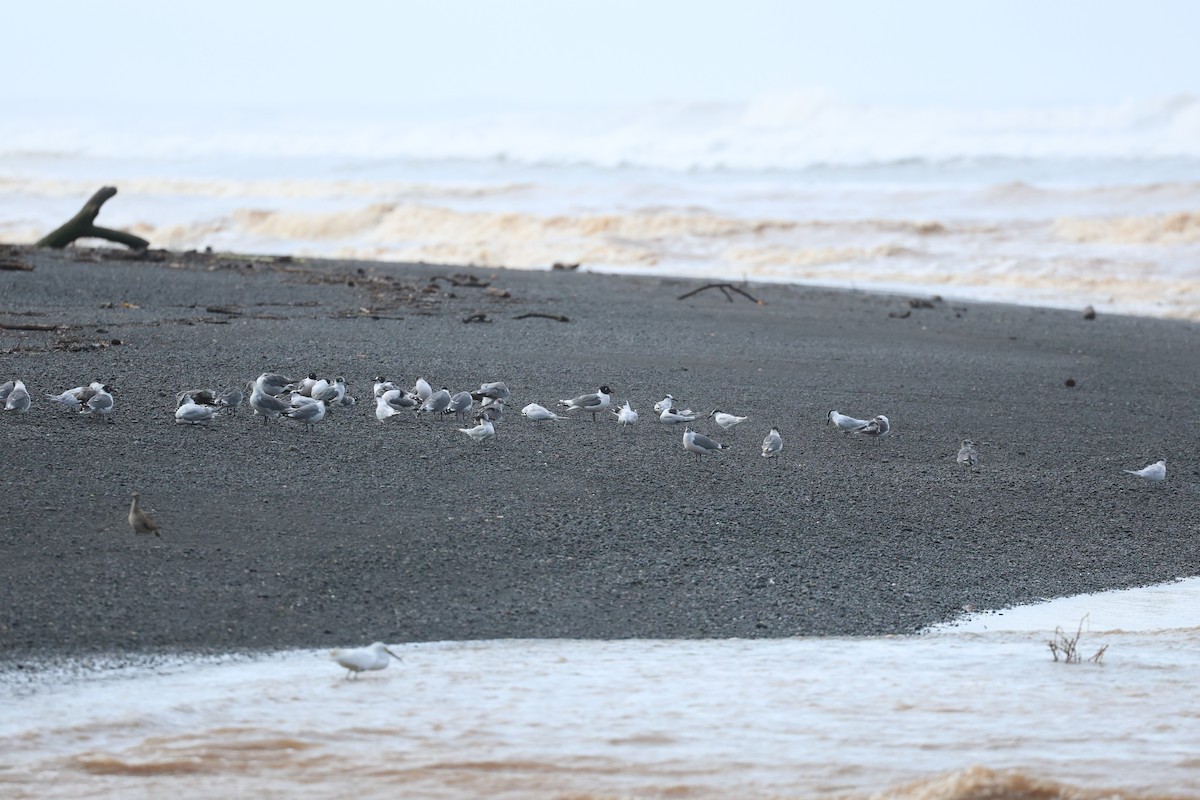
(1, 245), (1196, 659)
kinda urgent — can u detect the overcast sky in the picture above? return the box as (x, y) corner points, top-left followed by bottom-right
(3, 1), (1198, 112)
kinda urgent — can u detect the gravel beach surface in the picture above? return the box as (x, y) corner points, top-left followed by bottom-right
(1, 246), (1197, 659)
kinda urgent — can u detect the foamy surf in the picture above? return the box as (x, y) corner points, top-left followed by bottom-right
(2, 579), (1197, 799)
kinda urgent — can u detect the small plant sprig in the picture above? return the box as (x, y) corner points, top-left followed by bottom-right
(1048, 616), (1108, 664)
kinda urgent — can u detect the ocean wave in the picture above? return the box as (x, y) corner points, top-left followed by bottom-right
(4, 92), (1200, 171)
(1054, 212), (1200, 245)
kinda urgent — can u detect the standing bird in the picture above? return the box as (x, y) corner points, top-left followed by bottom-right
(4, 379), (31, 413)
(614, 401), (638, 428)
(682, 427), (727, 462)
(312, 376), (346, 405)
(522, 403), (566, 421)
(419, 387), (452, 416)
(473, 381), (512, 404)
(854, 415), (890, 439)
(215, 386), (243, 412)
(81, 385), (115, 422)
(653, 395), (676, 415)
(283, 398), (327, 431)
(46, 382), (99, 411)
(250, 382), (291, 423)
(956, 439), (979, 468)
(709, 409), (748, 432)
(559, 386), (612, 421)
(412, 377), (433, 402)
(458, 418), (496, 444)
(331, 641), (402, 679)
(762, 427), (783, 458)
(445, 391), (474, 421)
(255, 372), (296, 397)
(128, 492), (160, 537)
(1125, 460), (1166, 482)
(0, 379), (13, 403)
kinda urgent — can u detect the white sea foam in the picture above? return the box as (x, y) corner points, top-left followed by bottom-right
(3, 95), (1200, 319)
(2, 579), (1198, 799)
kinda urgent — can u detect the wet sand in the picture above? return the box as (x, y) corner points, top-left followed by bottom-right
(0, 245), (1196, 659)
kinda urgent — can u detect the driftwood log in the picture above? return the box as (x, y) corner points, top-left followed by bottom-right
(36, 187), (149, 250)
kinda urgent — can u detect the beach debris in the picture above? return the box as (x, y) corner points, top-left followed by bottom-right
(762, 428), (783, 458)
(430, 273), (490, 289)
(908, 297), (937, 309)
(709, 409), (748, 432)
(0, 258), (33, 271)
(1049, 618), (1107, 664)
(1064, 378), (1077, 387)
(552, 262), (580, 271)
(1124, 459), (1166, 482)
(559, 386), (613, 421)
(613, 401), (638, 427)
(485, 286), (512, 299)
(36, 186), (150, 250)
(0, 321), (61, 331)
(462, 312), (492, 323)
(1082, 305), (1096, 320)
(677, 282), (763, 304)
(888, 309), (912, 319)
(128, 491), (161, 537)
(683, 426), (727, 462)
(956, 439), (979, 468)
(331, 641), (402, 679)
(514, 312), (570, 322)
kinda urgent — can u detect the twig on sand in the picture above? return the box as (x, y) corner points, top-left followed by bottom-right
(677, 283), (764, 304)
(0, 321), (61, 331)
(1048, 616), (1108, 664)
(36, 187), (150, 250)
(462, 312), (492, 324)
(0, 259), (34, 271)
(430, 274), (490, 289)
(514, 312), (570, 323)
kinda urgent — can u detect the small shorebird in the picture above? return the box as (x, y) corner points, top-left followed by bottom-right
(419, 388), (452, 416)
(3, 379), (30, 413)
(1125, 459), (1166, 482)
(653, 394), (676, 414)
(283, 398), (327, 431)
(761, 427), (783, 458)
(331, 641), (402, 679)
(559, 386), (612, 421)
(128, 492), (160, 537)
(81, 384), (115, 422)
(956, 439), (979, 468)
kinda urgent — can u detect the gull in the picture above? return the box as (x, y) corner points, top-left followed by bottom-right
(559, 386), (612, 421)
(659, 406), (696, 425)
(283, 398), (327, 431)
(614, 401), (638, 427)
(477, 403), (504, 425)
(709, 409), (748, 432)
(255, 372), (295, 397)
(683, 426), (727, 462)
(522, 403), (566, 421)
(313, 376), (346, 405)
(216, 386), (243, 412)
(175, 393), (220, 425)
(956, 439), (979, 468)
(373, 376), (399, 398)
(854, 415), (890, 439)
(250, 383), (291, 423)
(413, 377), (433, 402)
(419, 387), (452, 416)
(653, 395), (676, 415)
(4, 379), (30, 413)
(128, 491), (160, 537)
(338, 393), (357, 408)
(0, 379), (14, 403)
(828, 410), (870, 433)
(458, 418), (495, 444)
(445, 391), (474, 420)
(294, 373), (320, 396)
(375, 394), (401, 422)
(380, 388), (419, 412)
(176, 389), (218, 406)
(46, 382), (99, 411)
(81, 385), (114, 422)
(1125, 460), (1166, 482)
(762, 427), (783, 458)
(332, 641), (402, 679)
(473, 381), (511, 403)
(309, 378), (330, 400)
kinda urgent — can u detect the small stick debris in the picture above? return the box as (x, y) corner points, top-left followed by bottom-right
(677, 283), (763, 304)
(514, 312), (570, 323)
(0, 259), (34, 272)
(462, 312), (492, 324)
(0, 321), (61, 331)
(431, 274), (490, 288)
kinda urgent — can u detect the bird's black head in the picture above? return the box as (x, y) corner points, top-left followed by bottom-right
(599, 385), (612, 394)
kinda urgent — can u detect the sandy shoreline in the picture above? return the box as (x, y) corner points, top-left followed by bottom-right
(1, 245), (1196, 659)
